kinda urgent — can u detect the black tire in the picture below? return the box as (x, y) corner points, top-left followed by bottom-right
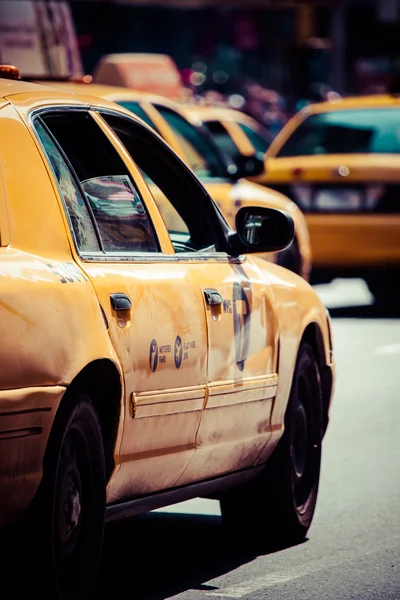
(220, 343), (322, 547)
(277, 236), (302, 276)
(29, 393), (106, 600)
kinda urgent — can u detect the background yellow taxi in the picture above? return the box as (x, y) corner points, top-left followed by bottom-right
(186, 104), (273, 158)
(0, 73), (333, 599)
(253, 95), (400, 310)
(39, 80), (312, 281)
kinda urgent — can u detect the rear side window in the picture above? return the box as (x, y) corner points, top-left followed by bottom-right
(35, 120), (100, 253)
(277, 108), (400, 157)
(36, 111), (159, 254)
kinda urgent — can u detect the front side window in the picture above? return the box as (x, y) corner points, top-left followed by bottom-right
(154, 105), (227, 179)
(101, 111), (228, 254)
(277, 108), (400, 157)
(36, 111), (158, 254)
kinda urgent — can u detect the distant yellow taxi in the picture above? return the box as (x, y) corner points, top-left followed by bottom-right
(40, 81), (311, 281)
(250, 95), (400, 310)
(1, 71), (333, 599)
(186, 104), (273, 157)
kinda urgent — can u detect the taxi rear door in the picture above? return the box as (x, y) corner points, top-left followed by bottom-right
(31, 108), (208, 501)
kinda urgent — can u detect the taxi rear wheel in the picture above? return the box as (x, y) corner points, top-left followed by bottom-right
(220, 343), (322, 547)
(30, 393), (106, 600)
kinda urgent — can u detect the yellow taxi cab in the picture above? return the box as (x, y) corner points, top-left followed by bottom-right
(37, 80), (311, 281)
(250, 95), (400, 310)
(186, 104), (273, 157)
(0, 68), (334, 599)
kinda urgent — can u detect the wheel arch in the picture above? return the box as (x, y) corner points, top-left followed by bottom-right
(62, 359), (123, 481)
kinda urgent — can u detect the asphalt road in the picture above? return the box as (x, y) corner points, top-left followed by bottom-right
(95, 278), (400, 600)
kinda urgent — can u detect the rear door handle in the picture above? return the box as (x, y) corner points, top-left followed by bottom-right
(204, 288), (223, 306)
(110, 293), (132, 311)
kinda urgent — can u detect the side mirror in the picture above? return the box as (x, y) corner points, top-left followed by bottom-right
(231, 152), (265, 179)
(231, 206), (294, 255)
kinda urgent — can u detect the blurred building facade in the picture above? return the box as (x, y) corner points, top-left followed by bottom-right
(2, 0), (400, 105)
(67, 0), (400, 101)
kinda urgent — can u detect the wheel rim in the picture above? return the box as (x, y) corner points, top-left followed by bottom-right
(58, 437), (82, 550)
(291, 370), (320, 514)
(293, 401), (308, 479)
(54, 427), (90, 596)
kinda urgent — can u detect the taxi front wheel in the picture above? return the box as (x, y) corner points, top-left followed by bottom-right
(220, 343), (322, 547)
(29, 393), (106, 600)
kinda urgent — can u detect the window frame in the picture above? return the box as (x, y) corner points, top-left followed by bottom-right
(30, 105), (238, 264)
(97, 106), (235, 259)
(31, 106), (163, 260)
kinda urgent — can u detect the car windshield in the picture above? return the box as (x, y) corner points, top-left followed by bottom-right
(277, 108), (400, 156)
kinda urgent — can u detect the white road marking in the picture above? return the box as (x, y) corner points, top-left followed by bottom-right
(375, 343), (400, 355)
(203, 535), (400, 598)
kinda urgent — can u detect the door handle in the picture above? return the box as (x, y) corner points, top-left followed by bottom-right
(110, 293), (132, 311)
(204, 288), (223, 306)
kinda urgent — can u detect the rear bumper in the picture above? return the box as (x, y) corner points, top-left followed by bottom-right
(0, 386), (65, 527)
(307, 213), (400, 269)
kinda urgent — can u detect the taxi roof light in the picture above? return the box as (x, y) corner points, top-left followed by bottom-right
(0, 65), (21, 80)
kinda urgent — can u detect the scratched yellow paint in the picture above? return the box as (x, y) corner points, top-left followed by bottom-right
(0, 77), (333, 525)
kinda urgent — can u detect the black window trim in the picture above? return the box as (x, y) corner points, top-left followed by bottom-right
(29, 104), (241, 264)
(96, 106), (234, 254)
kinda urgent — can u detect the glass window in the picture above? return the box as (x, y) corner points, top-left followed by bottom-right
(39, 111), (159, 254)
(154, 105), (227, 178)
(278, 109), (400, 157)
(238, 123), (271, 154)
(204, 121), (240, 157)
(35, 120), (100, 253)
(82, 175), (157, 252)
(101, 111), (227, 253)
(116, 101), (161, 134)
